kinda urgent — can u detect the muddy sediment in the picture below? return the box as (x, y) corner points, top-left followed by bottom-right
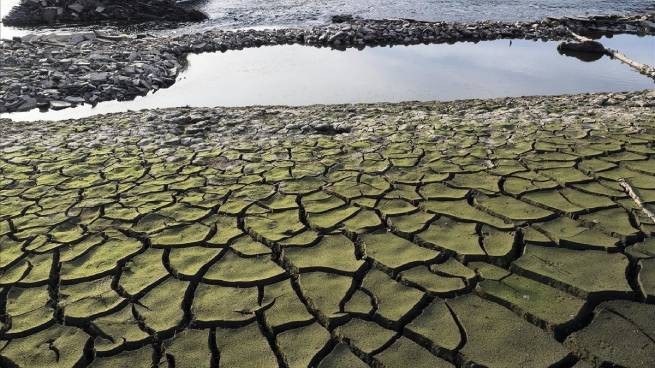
(0, 90), (654, 367)
(2, 12), (655, 113)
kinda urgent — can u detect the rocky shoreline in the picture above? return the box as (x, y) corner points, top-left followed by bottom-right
(2, 12), (655, 113)
(2, 0), (207, 26)
(2, 89), (654, 134)
(0, 89), (652, 161)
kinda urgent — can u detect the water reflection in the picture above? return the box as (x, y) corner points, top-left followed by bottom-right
(4, 35), (654, 121)
(558, 49), (604, 62)
(602, 34), (655, 62)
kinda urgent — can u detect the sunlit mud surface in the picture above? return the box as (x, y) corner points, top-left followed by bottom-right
(1, 91), (654, 367)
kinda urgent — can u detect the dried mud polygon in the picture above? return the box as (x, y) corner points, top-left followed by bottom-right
(1, 97), (654, 367)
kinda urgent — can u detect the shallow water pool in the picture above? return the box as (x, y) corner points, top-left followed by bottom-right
(5, 35), (654, 121)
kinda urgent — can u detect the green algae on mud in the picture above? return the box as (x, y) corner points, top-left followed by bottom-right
(0, 91), (655, 367)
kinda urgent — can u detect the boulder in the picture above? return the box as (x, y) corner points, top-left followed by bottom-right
(69, 33), (86, 45)
(41, 7), (60, 24)
(50, 100), (72, 110)
(3, 0), (208, 26)
(557, 40), (606, 54)
(17, 96), (37, 111)
(67, 2), (85, 14)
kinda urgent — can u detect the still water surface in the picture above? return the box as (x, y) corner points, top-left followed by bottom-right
(5, 35), (653, 122)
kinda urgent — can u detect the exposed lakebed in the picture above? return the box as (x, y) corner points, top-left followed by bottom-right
(2, 90), (655, 367)
(6, 35), (654, 122)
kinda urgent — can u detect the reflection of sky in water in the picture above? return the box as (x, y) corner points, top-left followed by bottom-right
(5, 36), (654, 122)
(601, 35), (655, 63)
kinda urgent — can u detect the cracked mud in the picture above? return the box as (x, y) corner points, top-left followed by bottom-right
(0, 91), (654, 367)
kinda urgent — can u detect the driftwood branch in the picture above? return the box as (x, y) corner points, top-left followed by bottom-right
(605, 48), (655, 79)
(566, 31), (596, 43)
(568, 30), (655, 79)
(619, 178), (655, 225)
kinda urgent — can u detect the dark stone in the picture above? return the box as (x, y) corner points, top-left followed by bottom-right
(557, 40), (606, 54)
(41, 7), (60, 24)
(558, 49), (604, 62)
(2, 0), (208, 27)
(332, 14), (354, 23)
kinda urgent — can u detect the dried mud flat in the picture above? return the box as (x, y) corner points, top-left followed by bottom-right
(1, 91), (655, 367)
